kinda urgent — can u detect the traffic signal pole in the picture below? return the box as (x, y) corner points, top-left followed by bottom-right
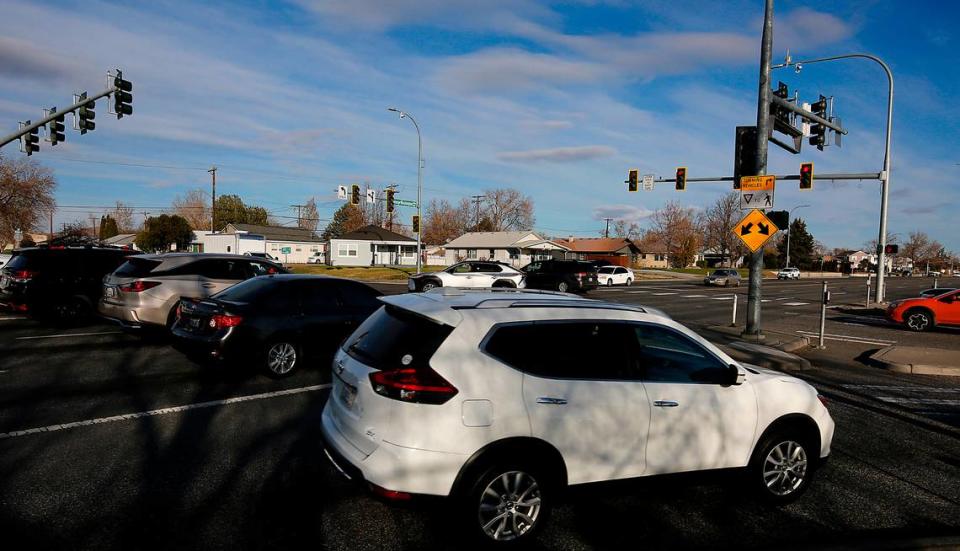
(744, 0), (774, 338)
(0, 81), (119, 149)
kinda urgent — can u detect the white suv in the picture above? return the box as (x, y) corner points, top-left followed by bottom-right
(407, 261), (525, 292)
(321, 289), (834, 545)
(777, 267), (801, 280)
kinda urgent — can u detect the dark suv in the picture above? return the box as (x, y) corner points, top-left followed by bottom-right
(0, 246), (138, 322)
(521, 259), (599, 293)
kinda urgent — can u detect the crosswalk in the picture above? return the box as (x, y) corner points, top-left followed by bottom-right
(596, 288), (814, 307)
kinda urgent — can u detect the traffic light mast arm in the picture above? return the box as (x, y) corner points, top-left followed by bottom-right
(769, 94), (846, 135)
(0, 81), (120, 149)
(651, 171), (880, 184)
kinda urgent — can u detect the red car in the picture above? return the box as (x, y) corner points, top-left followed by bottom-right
(886, 289), (960, 332)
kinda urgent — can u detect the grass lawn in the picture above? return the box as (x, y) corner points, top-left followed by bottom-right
(290, 264), (444, 281)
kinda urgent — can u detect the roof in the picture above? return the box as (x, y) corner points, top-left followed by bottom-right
(445, 231), (541, 248)
(336, 225), (415, 242)
(554, 237), (639, 254)
(227, 223), (322, 243)
(102, 233), (137, 246)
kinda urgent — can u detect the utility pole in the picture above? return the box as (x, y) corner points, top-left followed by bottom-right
(603, 218), (613, 238)
(745, 0), (774, 338)
(208, 166), (217, 232)
(49, 209), (54, 240)
(291, 204), (305, 228)
(89, 215), (98, 239)
(471, 195), (485, 231)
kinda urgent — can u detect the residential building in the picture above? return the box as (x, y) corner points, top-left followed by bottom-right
(553, 237), (641, 267)
(443, 231), (569, 267)
(328, 225), (418, 267)
(102, 233), (138, 250)
(192, 223), (323, 264)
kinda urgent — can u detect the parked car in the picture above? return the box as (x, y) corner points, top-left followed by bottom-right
(918, 288), (957, 298)
(0, 246), (138, 322)
(99, 253), (288, 331)
(306, 252), (324, 264)
(407, 261), (525, 292)
(244, 251), (279, 262)
(172, 274), (383, 377)
(886, 289), (960, 332)
(704, 269), (741, 287)
(521, 259), (599, 293)
(777, 267), (801, 280)
(321, 290), (834, 545)
(597, 265), (635, 286)
(926, 270), (942, 277)
(0, 253), (11, 270)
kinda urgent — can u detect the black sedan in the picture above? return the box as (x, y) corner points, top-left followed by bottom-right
(171, 274), (383, 378)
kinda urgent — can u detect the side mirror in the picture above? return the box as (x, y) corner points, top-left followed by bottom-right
(726, 364), (745, 386)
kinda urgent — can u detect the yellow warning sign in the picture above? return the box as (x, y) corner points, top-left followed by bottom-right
(732, 209), (780, 252)
(740, 175), (775, 191)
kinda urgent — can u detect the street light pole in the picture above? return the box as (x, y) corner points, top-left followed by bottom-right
(785, 203), (810, 268)
(388, 108), (423, 274)
(773, 53), (893, 302)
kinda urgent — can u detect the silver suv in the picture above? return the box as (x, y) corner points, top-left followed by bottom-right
(99, 253), (286, 330)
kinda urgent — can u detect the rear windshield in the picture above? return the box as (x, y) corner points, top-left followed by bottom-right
(553, 262), (596, 273)
(114, 257), (163, 278)
(212, 277), (277, 303)
(3, 254), (36, 271)
(344, 305), (453, 371)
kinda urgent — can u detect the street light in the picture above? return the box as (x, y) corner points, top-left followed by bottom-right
(773, 53), (893, 303)
(387, 107), (423, 274)
(785, 204), (810, 268)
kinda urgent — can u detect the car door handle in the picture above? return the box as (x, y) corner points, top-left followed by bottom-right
(536, 397), (567, 405)
(654, 400), (679, 408)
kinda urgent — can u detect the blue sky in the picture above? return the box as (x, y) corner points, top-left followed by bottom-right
(1, 0), (957, 251)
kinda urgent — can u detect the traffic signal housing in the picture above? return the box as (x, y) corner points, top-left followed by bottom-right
(884, 244), (899, 255)
(808, 95), (827, 151)
(350, 184), (360, 205)
(78, 98), (95, 134)
(386, 189), (395, 213)
(733, 126), (758, 190)
(20, 122), (40, 156)
(47, 110), (65, 146)
(675, 167), (687, 191)
(412, 215), (420, 234)
(627, 169), (638, 192)
(799, 162), (813, 190)
(113, 72), (133, 119)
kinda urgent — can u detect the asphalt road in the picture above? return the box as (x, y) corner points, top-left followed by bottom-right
(1, 276), (959, 550)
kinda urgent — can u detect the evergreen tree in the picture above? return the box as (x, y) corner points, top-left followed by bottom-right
(135, 214), (194, 252)
(776, 218), (816, 269)
(99, 215), (120, 239)
(322, 204), (364, 241)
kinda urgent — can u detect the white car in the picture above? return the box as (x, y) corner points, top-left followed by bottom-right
(322, 289), (835, 545)
(306, 252), (324, 264)
(0, 253), (11, 270)
(777, 267), (801, 280)
(407, 261), (525, 292)
(597, 265), (634, 286)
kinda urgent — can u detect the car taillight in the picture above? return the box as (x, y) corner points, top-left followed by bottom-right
(10, 270), (37, 282)
(175, 303), (182, 320)
(118, 280), (161, 293)
(817, 394), (829, 409)
(210, 314), (243, 329)
(575, 272), (587, 280)
(369, 483), (412, 501)
(369, 367), (458, 405)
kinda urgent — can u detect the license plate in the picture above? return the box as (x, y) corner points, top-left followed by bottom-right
(104, 286), (116, 298)
(339, 379), (357, 409)
(189, 317), (201, 329)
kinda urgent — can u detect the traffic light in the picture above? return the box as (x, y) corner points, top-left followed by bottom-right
(808, 95), (827, 151)
(386, 189), (395, 213)
(113, 72), (133, 119)
(799, 162), (813, 190)
(78, 96), (95, 134)
(884, 244), (899, 255)
(733, 126), (758, 190)
(675, 167), (687, 191)
(412, 215), (420, 234)
(19, 121), (39, 156)
(627, 169), (638, 192)
(767, 210), (789, 230)
(350, 184), (360, 205)
(47, 109), (65, 146)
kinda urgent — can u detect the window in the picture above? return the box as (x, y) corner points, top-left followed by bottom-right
(271, 244), (278, 251)
(344, 305), (453, 371)
(467, 249), (478, 259)
(473, 263), (501, 273)
(401, 246), (416, 258)
(296, 247), (302, 252)
(227, 246), (231, 252)
(299, 280), (340, 311)
(190, 259), (235, 280)
(489, 249), (496, 259)
(598, 267), (614, 274)
(631, 324), (728, 384)
(249, 261), (280, 277)
(484, 322), (636, 380)
(447, 263), (471, 274)
(615, 267), (628, 274)
(336, 280), (384, 310)
(338, 242), (358, 257)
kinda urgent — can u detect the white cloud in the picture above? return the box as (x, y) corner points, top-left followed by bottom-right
(497, 145), (617, 163)
(592, 205), (654, 223)
(433, 48), (608, 95)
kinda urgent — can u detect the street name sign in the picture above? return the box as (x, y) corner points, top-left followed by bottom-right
(281, 247), (292, 254)
(739, 175), (775, 209)
(395, 199), (418, 208)
(642, 174), (655, 191)
(732, 208), (779, 252)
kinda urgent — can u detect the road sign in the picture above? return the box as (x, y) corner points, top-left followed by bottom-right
(366, 189), (376, 204)
(739, 175), (775, 209)
(642, 174), (654, 191)
(395, 199), (417, 208)
(337, 186), (346, 200)
(281, 247), (292, 254)
(732, 209), (779, 252)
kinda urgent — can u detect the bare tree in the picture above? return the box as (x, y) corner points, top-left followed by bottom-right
(863, 232), (898, 255)
(902, 231), (943, 266)
(648, 201), (701, 268)
(423, 199), (469, 245)
(110, 201), (135, 232)
(702, 192), (744, 267)
(482, 188), (535, 231)
(0, 155), (56, 249)
(610, 220), (645, 241)
(299, 197), (320, 232)
(171, 189), (211, 230)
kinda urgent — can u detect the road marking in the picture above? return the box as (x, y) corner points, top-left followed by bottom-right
(842, 384), (960, 393)
(15, 331), (123, 341)
(795, 330), (896, 346)
(711, 296), (734, 300)
(0, 384), (333, 440)
(652, 292), (677, 296)
(626, 290), (650, 294)
(0, 317), (25, 321)
(877, 397), (960, 407)
(783, 302), (810, 306)
(683, 294), (708, 298)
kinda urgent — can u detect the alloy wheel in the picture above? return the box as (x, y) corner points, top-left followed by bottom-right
(557, 282), (568, 293)
(906, 312), (930, 331)
(421, 282), (437, 292)
(478, 471), (542, 542)
(762, 440), (808, 496)
(267, 342), (297, 375)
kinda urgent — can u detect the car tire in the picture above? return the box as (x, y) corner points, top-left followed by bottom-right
(625, 278), (632, 286)
(606, 278), (614, 287)
(462, 464), (552, 545)
(420, 280), (440, 292)
(749, 432), (816, 504)
(263, 340), (301, 378)
(904, 309), (934, 332)
(556, 281), (569, 293)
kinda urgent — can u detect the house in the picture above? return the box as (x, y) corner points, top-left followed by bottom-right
(102, 233), (138, 250)
(192, 223), (324, 264)
(443, 231), (570, 267)
(553, 237), (641, 267)
(328, 225), (419, 267)
(634, 240), (671, 268)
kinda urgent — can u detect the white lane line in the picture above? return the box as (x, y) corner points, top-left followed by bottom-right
(683, 294), (708, 298)
(0, 384), (332, 440)
(626, 290), (650, 294)
(877, 397), (960, 407)
(651, 292), (677, 296)
(842, 384), (960, 393)
(795, 330), (896, 346)
(16, 331), (123, 341)
(0, 317), (26, 321)
(711, 296), (735, 300)
(784, 302), (810, 306)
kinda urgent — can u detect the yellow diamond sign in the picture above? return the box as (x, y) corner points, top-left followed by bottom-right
(732, 209), (779, 252)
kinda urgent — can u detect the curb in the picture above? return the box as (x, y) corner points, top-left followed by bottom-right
(703, 325), (812, 372)
(869, 346), (960, 377)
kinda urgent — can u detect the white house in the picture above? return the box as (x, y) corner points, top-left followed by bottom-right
(191, 223), (324, 264)
(328, 225), (419, 267)
(443, 231), (569, 267)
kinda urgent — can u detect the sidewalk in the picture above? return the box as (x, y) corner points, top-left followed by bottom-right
(701, 325), (811, 372)
(868, 346), (960, 377)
